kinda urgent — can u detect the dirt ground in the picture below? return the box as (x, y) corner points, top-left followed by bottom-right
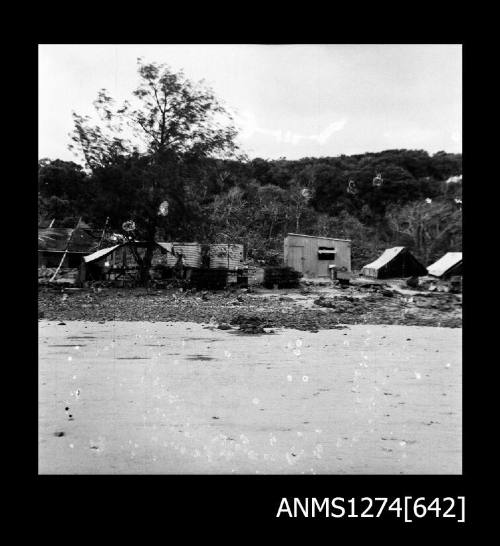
(39, 320), (461, 474)
(38, 281), (462, 330)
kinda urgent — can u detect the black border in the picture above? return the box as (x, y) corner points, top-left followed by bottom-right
(27, 36), (477, 531)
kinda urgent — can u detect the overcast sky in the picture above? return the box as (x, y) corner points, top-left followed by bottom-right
(39, 44), (462, 162)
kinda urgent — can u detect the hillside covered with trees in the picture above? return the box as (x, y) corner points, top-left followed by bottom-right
(39, 149), (462, 269)
(38, 60), (462, 272)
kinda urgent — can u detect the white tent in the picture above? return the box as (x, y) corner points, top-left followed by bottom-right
(427, 252), (462, 278)
(361, 247), (427, 279)
(362, 247), (405, 277)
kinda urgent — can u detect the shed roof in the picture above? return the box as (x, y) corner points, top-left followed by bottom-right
(286, 233), (351, 242)
(427, 252), (462, 277)
(83, 244), (124, 264)
(156, 242), (174, 253)
(83, 241), (175, 264)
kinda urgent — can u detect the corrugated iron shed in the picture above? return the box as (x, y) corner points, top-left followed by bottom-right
(164, 243), (202, 268)
(83, 240), (244, 272)
(209, 244), (244, 270)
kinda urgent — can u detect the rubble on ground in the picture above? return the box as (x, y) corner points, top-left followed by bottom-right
(38, 278), (461, 329)
(38, 267), (79, 285)
(230, 314), (268, 334)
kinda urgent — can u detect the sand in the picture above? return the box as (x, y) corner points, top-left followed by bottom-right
(38, 320), (461, 474)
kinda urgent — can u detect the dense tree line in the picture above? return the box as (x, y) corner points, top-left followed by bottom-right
(39, 149), (462, 269)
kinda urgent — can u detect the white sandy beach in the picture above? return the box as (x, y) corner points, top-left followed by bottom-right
(39, 320), (461, 474)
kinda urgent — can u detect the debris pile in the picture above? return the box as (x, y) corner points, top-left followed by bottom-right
(313, 295), (361, 310)
(230, 314), (268, 334)
(38, 267), (79, 285)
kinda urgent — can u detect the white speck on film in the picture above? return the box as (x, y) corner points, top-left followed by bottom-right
(285, 452), (296, 465)
(313, 444), (323, 458)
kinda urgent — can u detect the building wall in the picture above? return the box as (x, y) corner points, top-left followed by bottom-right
(209, 244), (244, 270)
(164, 243), (202, 268)
(284, 234), (351, 278)
(162, 243), (244, 270)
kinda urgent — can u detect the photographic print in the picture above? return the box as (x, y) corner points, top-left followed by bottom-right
(38, 44), (462, 475)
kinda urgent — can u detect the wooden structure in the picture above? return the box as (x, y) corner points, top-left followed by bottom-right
(80, 241), (245, 286)
(38, 226), (100, 268)
(81, 241), (170, 284)
(208, 244), (244, 271)
(283, 233), (351, 278)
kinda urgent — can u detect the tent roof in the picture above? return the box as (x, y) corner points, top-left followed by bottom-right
(427, 252), (462, 277)
(362, 247), (406, 272)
